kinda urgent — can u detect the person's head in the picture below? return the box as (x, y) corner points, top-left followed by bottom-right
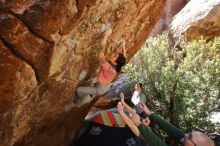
(183, 131), (214, 146)
(108, 52), (126, 72)
(135, 83), (143, 91)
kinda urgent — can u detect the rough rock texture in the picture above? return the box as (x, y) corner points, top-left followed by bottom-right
(171, 0), (220, 42)
(0, 0), (167, 146)
(0, 12), (52, 82)
(150, 0), (188, 37)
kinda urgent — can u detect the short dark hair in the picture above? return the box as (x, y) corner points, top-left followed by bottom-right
(138, 83), (143, 88)
(115, 53), (126, 72)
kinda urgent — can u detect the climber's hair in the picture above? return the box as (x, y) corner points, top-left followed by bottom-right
(115, 53), (126, 72)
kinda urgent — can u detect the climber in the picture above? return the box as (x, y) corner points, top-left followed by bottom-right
(130, 102), (215, 146)
(117, 93), (150, 146)
(74, 28), (127, 103)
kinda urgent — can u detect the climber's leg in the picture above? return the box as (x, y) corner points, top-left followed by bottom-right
(74, 86), (98, 103)
(95, 83), (111, 96)
(74, 83), (111, 104)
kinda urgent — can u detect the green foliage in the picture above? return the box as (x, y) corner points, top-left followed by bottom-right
(124, 34), (220, 133)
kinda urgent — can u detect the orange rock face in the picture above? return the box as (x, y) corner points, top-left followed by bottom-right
(0, 12), (52, 82)
(0, 0), (167, 146)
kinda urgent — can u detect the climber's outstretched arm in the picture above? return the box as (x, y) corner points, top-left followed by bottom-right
(101, 28), (112, 48)
(121, 39), (127, 58)
(98, 28), (112, 66)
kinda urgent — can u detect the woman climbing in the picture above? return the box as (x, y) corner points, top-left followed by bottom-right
(74, 28), (127, 104)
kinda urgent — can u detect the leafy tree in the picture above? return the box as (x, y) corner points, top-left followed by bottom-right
(124, 34), (220, 137)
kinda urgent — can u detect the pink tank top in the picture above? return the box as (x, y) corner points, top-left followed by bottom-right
(98, 62), (117, 84)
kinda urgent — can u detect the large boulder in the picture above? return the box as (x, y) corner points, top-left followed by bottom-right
(150, 0), (188, 37)
(171, 0), (220, 42)
(0, 0), (167, 146)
